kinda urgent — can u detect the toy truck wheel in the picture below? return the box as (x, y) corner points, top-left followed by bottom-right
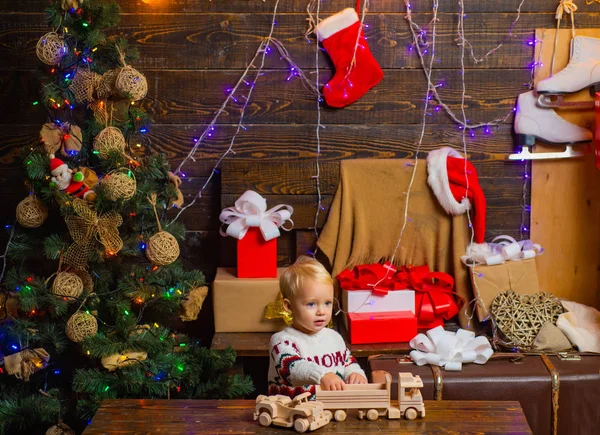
(324, 410), (333, 421)
(258, 412), (272, 427)
(334, 410), (347, 422)
(366, 409), (379, 421)
(404, 408), (418, 421)
(293, 417), (309, 433)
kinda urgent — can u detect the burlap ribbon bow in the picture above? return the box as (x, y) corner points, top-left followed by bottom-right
(4, 348), (50, 381)
(64, 198), (123, 269)
(40, 122), (83, 157)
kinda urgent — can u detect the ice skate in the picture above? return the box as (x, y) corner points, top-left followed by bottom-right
(537, 36), (600, 109)
(509, 90), (592, 160)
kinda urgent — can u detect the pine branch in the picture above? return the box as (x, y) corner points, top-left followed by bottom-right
(0, 393), (61, 435)
(44, 235), (67, 260)
(25, 152), (50, 181)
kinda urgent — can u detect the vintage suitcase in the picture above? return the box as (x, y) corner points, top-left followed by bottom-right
(369, 353), (600, 435)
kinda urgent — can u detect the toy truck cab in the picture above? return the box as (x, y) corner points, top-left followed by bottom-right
(254, 392), (332, 433)
(397, 372), (426, 420)
(368, 370), (426, 420)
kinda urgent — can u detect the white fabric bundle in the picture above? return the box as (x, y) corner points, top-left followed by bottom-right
(409, 326), (494, 371)
(556, 300), (600, 353)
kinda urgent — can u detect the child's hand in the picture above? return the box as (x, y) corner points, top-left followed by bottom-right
(320, 372), (345, 391)
(347, 373), (368, 384)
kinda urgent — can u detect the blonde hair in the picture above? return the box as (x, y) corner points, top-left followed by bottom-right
(280, 256), (333, 299)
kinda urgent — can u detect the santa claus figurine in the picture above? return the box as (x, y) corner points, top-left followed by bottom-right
(49, 154), (97, 201)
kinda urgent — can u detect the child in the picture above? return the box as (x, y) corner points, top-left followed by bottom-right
(268, 256), (367, 398)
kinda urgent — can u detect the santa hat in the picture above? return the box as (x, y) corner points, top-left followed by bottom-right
(426, 147), (487, 247)
(49, 154), (68, 177)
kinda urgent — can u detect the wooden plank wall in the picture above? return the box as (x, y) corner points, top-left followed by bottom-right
(1, 1), (599, 323)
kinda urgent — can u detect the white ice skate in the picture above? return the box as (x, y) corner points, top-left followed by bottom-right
(509, 90), (592, 160)
(537, 36), (600, 109)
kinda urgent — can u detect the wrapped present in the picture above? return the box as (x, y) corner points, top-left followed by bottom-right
(219, 190), (293, 278)
(337, 263), (461, 329)
(213, 267), (286, 332)
(469, 258), (540, 322)
(337, 262), (414, 329)
(342, 289), (415, 315)
(461, 235), (543, 266)
(347, 311), (417, 344)
(410, 267), (461, 329)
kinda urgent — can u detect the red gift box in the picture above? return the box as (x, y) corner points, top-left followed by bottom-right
(347, 311), (417, 344)
(337, 263), (462, 329)
(237, 227), (277, 278)
(219, 191), (293, 279)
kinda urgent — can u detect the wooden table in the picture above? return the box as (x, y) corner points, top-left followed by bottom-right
(83, 399), (532, 434)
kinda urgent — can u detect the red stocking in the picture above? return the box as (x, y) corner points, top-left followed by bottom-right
(316, 7), (383, 108)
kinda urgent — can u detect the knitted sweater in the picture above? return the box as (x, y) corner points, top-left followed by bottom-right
(268, 326), (366, 399)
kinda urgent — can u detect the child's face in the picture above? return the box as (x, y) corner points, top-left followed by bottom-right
(284, 279), (334, 335)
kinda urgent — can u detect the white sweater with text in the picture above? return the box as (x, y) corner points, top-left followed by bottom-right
(267, 326), (366, 398)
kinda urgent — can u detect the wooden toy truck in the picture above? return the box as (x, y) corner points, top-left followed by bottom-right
(315, 370), (426, 422)
(254, 392), (332, 433)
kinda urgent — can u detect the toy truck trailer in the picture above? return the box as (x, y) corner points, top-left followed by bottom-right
(315, 370), (425, 422)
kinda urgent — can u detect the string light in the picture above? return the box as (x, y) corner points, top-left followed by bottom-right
(405, 1), (526, 132)
(307, 0), (324, 251)
(380, 0), (441, 276)
(0, 221), (15, 283)
(168, 0), (318, 225)
(459, 0), (526, 64)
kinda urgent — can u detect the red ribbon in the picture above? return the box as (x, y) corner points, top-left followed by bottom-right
(413, 270), (462, 325)
(336, 262), (406, 296)
(336, 263), (462, 324)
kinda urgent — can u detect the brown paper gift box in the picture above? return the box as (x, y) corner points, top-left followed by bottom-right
(469, 258), (540, 322)
(213, 267), (287, 333)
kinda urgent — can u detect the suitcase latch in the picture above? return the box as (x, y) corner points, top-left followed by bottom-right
(557, 351), (581, 361)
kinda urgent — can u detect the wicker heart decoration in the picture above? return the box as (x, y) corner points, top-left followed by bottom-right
(491, 290), (563, 347)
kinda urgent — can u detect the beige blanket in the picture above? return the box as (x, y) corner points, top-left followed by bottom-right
(317, 158), (474, 329)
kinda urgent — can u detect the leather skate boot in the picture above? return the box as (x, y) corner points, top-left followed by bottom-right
(514, 90), (592, 146)
(537, 36), (600, 96)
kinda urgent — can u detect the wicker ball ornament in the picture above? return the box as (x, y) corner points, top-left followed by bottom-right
(46, 423), (75, 435)
(51, 272), (84, 300)
(68, 69), (102, 104)
(36, 32), (66, 66)
(0, 288), (19, 323)
(102, 172), (136, 201)
(115, 66), (148, 101)
(66, 311), (98, 342)
(146, 231), (180, 266)
(16, 195), (48, 228)
(93, 126), (126, 158)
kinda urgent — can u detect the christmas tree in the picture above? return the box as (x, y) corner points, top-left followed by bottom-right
(0, 2), (252, 434)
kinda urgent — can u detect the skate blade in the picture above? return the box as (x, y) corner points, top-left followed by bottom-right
(536, 94), (594, 109)
(508, 145), (587, 161)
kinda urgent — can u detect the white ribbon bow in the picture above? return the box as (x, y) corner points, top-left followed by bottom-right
(219, 190), (294, 241)
(409, 326), (494, 371)
(462, 235), (543, 266)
